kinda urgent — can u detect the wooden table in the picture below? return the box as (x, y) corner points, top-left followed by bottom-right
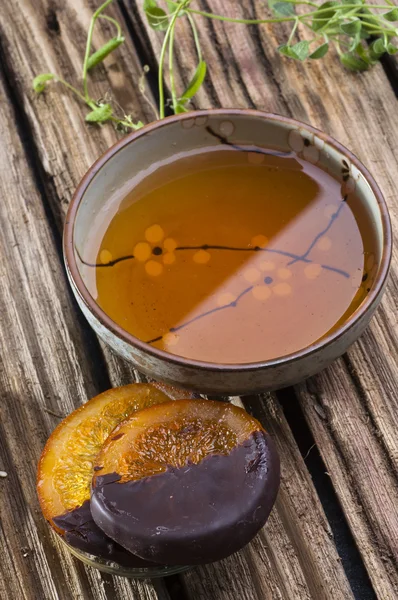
(0, 1), (397, 598)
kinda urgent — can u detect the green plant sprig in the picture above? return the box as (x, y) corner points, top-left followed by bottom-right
(33, 0), (143, 130)
(33, 0), (398, 128)
(158, 0), (398, 71)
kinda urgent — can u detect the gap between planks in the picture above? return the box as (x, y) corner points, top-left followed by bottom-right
(130, 3), (398, 597)
(0, 69), (163, 600)
(0, 0), (396, 598)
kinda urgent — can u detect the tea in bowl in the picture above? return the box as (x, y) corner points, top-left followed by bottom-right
(64, 110), (391, 394)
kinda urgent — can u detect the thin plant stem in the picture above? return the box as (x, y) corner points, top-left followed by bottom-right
(158, 1), (188, 118)
(55, 77), (90, 104)
(98, 14), (123, 38)
(187, 12), (202, 61)
(167, 0), (318, 7)
(287, 18), (299, 45)
(33, 0), (398, 130)
(185, 9), (299, 24)
(168, 18), (178, 112)
(82, 0), (114, 101)
(109, 115), (139, 129)
(335, 39), (343, 55)
(185, 4), (395, 25)
(361, 15), (397, 33)
(158, 26), (172, 119)
(364, 26), (396, 34)
(314, 7), (359, 34)
(277, 0), (318, 5)
(139, 68), (160, 120)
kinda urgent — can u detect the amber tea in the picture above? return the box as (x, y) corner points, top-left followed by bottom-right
(82, 147), (376, 364)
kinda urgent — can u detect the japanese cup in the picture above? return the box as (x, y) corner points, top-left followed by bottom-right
(63, 109), (392, 395)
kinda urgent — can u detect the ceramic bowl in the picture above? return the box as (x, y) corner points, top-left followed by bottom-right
(64, 110), (392, 395)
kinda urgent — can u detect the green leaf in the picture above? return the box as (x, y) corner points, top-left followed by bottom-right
(87, 37), (125, 71)
(143, 0), (158, 9)
(355, 42), (369, 61)
(311, 1), (339, 32)
(145, 6), (168, 30)
(268, 0), (295, 17)
(33, 73), (55, 93)
(309, 42), (329, 59)
(166, 0), (187, 15)
(354, 42), (379, 66)
(174, 61), (207, 113)
(166, 0), (175, 11)
(340, 18), (361, 36)
(342, 0), (362, 4)
(278, 41), (309, 61)
(387, 42), (398, 55)
(180, 61), (207, 103)
(340, 52), (369, 71)
(273, 2), (295, 16)
(174, 103), (189, 114)
(348, 32), (361, 52)
(369, 38), (386, 60)
(278, 44), (295, 58)
(360, 7), (380, 28)
(119, 115), (144, 130)
(384, 8), (398, 22)
(290, 40), (310, 60)
(85, 103), (113, 123)
(359, 29), (370, 40)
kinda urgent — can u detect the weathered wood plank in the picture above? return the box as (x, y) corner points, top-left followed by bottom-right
(0, 1), (355, 598)
(0, 0), (152, 226)
(0, 0), (158, 387)
(182, 395), (354, 600)
(0, 1), (396, 599)
(0, 72), (162, 599)
(129, 1), (398, 597)
(297, 362), (398, 600)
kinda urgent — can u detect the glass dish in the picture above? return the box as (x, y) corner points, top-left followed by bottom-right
(60, 536), (190, 578)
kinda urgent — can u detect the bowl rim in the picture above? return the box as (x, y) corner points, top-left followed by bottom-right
(63, 108), (392, 373)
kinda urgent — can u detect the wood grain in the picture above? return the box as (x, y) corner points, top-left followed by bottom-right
(0, 0), (397, 598)
(0, 0), (148, 381)
(0, 2), (350, 600)
(0, 0), (354, 592)
(182, 395), (354, 600)
(129, 1), (398, 597)
(0, 0), (152, 228)
(0, 70), (163, 599)
(297, 363), (398, 600)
